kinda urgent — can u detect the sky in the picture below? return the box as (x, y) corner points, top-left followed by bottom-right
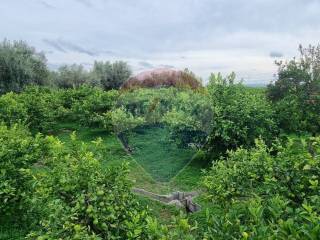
(1, 0), (320, 85)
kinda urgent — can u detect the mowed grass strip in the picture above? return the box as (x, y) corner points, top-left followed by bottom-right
(129, 126), (195, 182)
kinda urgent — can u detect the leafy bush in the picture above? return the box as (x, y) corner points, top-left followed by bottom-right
(205, 73), (278, 155)
(163, 90), (212, 148)
(267, 44), (320, 134)
(0, 92), (28, 126)
(0, 124), (49, 218)
(108, 107), (144, 150)
(18, 87), (65, 132)
(202, 137), (320, 239)
(70, 87), (118, 128)
(27, 135), (153, 239)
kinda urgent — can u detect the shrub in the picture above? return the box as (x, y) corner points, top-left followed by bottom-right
(202, 137), (320, 239)
(205, 73), (278, 155)
(0, 124), (49, 218)
(0, 92), (28, 126)
(70, 87), (118, 128)
(267, 44), (320, 134)
(27, 135), (153, 239)
(18, 86), (64, 132)
(163, 90), (212, 148)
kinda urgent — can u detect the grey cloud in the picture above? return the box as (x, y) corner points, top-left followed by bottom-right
(270, 51), (284, 58)
(57, 39), (98, 56)
(43, 38), (98, 56)
(43, 39), (66, 53)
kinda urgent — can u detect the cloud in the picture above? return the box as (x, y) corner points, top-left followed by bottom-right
(2, 0), (320, 84)
(270, 51), (284, 58)
(57, 39), (98, 56)
(43, 39), (66, 53)
(38, 0), (55, 9)
(74, 0), (93, 7)
(43, 38), (98, 56)
(139, 61), (154, 68)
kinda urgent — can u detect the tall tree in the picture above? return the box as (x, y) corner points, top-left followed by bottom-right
(267, 44), (320, 134)
(53, 64), (89, 89)
(0, 40), (49, 94)
(91, 61), (131, 90)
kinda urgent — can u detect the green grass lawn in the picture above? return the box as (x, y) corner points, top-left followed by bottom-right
(129, 126), (196, 182)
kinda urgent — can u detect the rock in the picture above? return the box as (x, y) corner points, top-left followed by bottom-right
(168, 199), (183, 207)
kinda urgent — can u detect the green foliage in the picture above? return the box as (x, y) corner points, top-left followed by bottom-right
(202, 137), (320, 239)
(163, 90), (212, 147)
(205, 73), (278, 155)
(70, 87), (118, 128)
(0, 86), (118, 133)
(109, 106), (145, 135)
(118, 87), (211, 148)
(0, 124), (49, 218)
(267, 44), (320, 134)
(18, 86), (65, 132)
(0, 92), (28, 126)
(52, 64), (90, 89)
(117, 88), (177, 123)
(92, 60), (132, 90)
(27, 134), (169, 240)
(0, 39), (49, 94)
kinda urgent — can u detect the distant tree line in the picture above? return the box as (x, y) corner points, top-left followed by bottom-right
(0, 39), (132, 94)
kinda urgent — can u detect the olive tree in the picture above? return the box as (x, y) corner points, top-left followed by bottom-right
(91, 61), (132, 90)
(53, 64), (90, 89)
(0, 39), (49, 94)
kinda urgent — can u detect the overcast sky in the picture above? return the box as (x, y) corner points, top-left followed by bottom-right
(1, 0), (320, 84)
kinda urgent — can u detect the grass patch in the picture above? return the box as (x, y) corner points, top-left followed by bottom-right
(136, 195), (181, 224)
(169, 150), (208, 191)
(129, 126), (196, 182)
